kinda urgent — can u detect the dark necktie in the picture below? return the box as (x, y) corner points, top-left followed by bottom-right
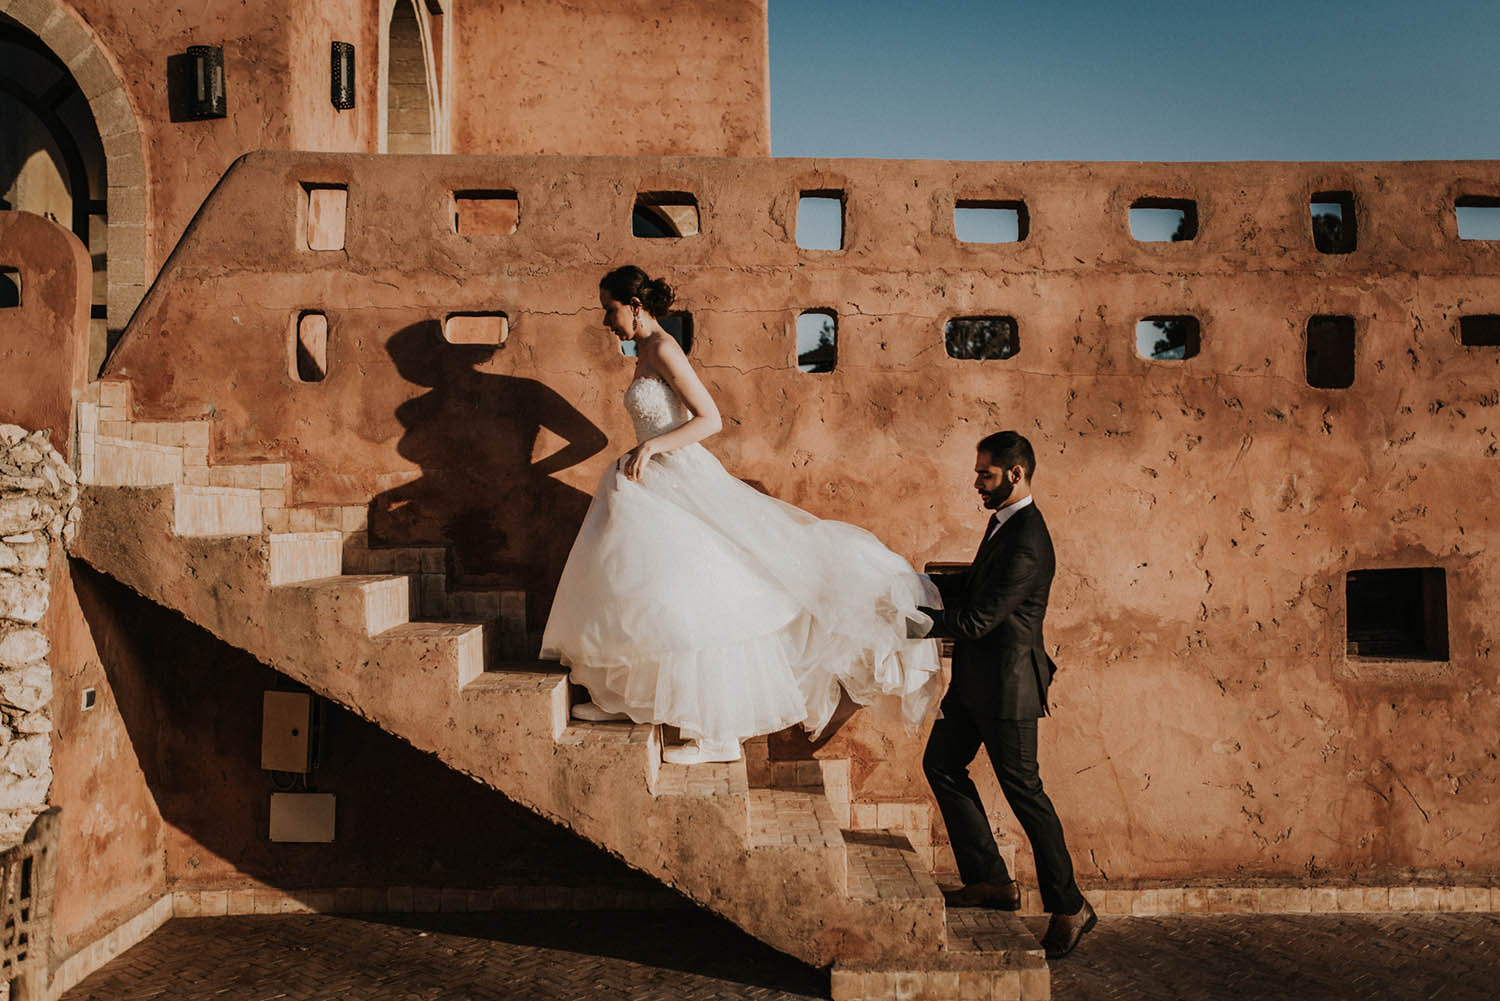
(980, 512), (1000, 550)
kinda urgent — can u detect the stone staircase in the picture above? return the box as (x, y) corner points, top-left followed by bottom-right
(70, 380), (1049, 1000)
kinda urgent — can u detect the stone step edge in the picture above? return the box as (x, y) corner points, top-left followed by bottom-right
(831, 958), (1050, 1001)
(169, 883), (688, 918)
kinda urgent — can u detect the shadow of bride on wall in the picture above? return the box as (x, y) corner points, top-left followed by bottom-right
(371, 320), (608, 634)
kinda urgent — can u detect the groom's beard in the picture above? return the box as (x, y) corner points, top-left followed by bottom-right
(981, 479), (1014, 510)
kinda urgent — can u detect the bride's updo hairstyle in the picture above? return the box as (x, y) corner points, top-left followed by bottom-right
(601, 265), (674, 318)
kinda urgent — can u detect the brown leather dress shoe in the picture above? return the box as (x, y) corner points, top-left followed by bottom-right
(941, 880), (1021, 911)
(1041, 898), (1097, 959)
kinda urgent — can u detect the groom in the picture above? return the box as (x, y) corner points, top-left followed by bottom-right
(909, 431), (1096, 960)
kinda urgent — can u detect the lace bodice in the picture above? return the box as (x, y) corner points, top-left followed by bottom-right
(624, 375), (692, 443)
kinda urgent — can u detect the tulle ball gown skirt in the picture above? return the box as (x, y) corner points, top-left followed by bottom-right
(540, 443), (942, 744)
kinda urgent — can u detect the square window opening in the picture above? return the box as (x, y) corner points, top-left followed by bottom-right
(1455, 196), (1500, 240)
(633, 192), (700, 238)
(1459, 315), (1500, 346)
(0, 266), (19, 308)
(954, 200), (1029, 243)
(1311, 191), (1357, 253)
(444, 312), (508, 346)
(302, 184), (348, 251)
(1346, 567), (1448, 660)
(661, 311), (693, 353)
(1129, 198), (1197, 242)
(454, 190), (519, 236)
(945, 316), (1019, 360)
(293, 312), (329, 383)
(1136, 316), (1200, 360)
(1307, 315), (1356, 389)
(797, 191), (844, 251)
(797, 310), (837, 373)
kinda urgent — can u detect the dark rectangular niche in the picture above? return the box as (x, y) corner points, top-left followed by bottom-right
(954, 200), (1029, 243)
(1455, 195), (1500, 240)
(1129, 198), (1197, 242)
(1311, 191), (1357, 253)
(1136, 316), (1200, 360)
(1346, 568), (1449, 660)
(945, 316), (1018, 360)
(1459, 315), (1500, 346)
(0, 266), (19, 308)
(1306, 315), (1355, 389)
(633, 192), (700, 238)
(797, 310), (836, 373)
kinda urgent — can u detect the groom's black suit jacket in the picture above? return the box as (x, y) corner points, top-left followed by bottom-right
(919, 502), (1059, 720)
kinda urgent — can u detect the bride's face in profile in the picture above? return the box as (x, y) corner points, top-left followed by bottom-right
(600, 289), (637, 343)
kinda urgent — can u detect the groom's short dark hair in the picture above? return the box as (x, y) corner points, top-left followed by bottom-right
(977, 431), (1036, 479)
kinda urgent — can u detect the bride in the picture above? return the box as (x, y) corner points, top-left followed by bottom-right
(540, 266), (941, 765)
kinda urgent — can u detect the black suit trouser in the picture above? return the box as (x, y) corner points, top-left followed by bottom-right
(923, 701), (1084, 914)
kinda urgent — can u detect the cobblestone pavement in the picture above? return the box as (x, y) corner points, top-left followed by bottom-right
(62, 909), (1500, 1000)
(1026, 912), (1500, 1001)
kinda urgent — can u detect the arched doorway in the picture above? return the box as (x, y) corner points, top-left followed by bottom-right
(1, 14), (107, 371)
(384, 0), (437, 153)
(0, 7), (147, 376)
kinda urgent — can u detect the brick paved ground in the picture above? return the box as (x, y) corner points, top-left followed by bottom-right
(62, 909), (1500, 1001)
(1025, 912), (1500, 1001)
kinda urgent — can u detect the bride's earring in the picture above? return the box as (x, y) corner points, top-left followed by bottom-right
(632, 307), (642, 337)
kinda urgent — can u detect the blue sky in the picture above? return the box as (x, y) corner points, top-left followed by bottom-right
(769, 0), (1500, 161)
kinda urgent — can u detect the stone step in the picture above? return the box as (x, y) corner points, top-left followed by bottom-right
(183, 462), (288, 491)
(831, 949), (1050, 1001)
(749, 787), (848, 893)
(842, 828), (942, 902)
(379, 620), (487, 689)
(286, 575), (413, 636)
(654, 758), (751, 840)
(90, 436), (182, 487)
(172, 485), (262, 536)
(460, 669), (569, 741)
(944, 907), (1046, 958)
(267, 532), (343, 585)
(557, 721), (662, 803)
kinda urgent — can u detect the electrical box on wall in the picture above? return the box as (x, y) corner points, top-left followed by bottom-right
(261, 691), (311, 772)
(269, 793), (336, 843)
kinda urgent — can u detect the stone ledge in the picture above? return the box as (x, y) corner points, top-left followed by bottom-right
(170, 883), (687, 918)
(1011, 881), (1500, 917)
(51, 893), (173, 999)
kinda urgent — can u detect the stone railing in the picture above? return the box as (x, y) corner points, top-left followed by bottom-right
(0, 425), (78, 845)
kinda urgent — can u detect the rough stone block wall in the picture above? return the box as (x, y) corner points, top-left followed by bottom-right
(0, 425), (77, 844)
(97, 151), (1500, 886)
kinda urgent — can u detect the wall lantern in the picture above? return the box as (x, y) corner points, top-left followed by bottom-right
(182, 45), (226, 119)
(331, 41), (355, 110)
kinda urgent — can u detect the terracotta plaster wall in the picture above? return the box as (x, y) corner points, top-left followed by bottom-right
(47, 561), (167, 960)
(7, 0), (766, 288)
(100, 153), (1500, 884)
(0, 211), (90, 456)
(449, 0), (770, 157)
(0, 211), (163, 958)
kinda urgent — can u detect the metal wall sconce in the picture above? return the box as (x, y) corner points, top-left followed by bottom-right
(331, 41), (355, 110)
(182, 45), (226, 119)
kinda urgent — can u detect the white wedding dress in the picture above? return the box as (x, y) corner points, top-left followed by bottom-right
(539, 374), (942, 744)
